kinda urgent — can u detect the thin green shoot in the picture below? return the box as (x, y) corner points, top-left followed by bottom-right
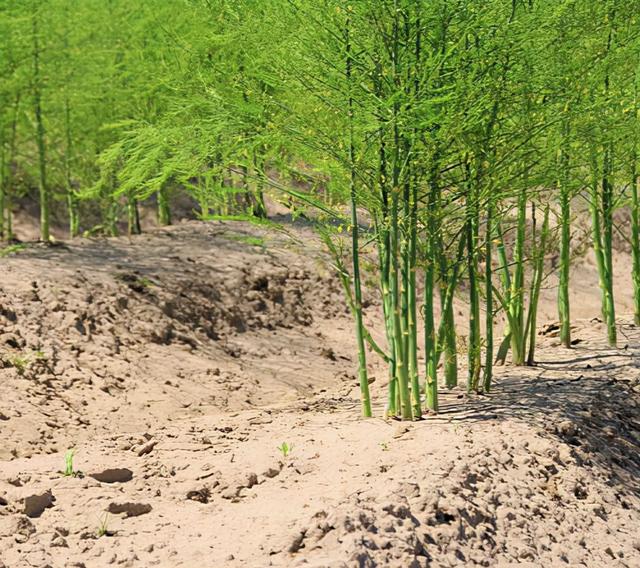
(64, 449), (75, 476)
(97, 512), (111, 537)
(62, 449), (80, 477)
(277, 442), (293, 458)
(8, 350), (47, 376)
(8, 355), (30, 376)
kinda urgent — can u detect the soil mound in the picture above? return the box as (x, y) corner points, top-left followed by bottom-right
(0, 220), (638, 568)
(0, 222), (350, 460)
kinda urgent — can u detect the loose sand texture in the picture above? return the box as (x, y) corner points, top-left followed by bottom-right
(0, 220), (638, 567)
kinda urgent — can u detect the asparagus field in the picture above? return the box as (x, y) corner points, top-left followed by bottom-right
(1, 1), (640, 567)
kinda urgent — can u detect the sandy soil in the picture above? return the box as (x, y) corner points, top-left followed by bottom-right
(0, 220), (639, 568)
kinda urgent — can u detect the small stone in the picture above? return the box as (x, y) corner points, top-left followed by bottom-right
(263, 467), (281, 479)
(556, 420), (577, 438)
(186, 487), (211, 504)
(245, 473), (258, 489)
(136, 440), (158, 456)
(288, 530), (306, 553)
(221, 487), (240, 500)
(52, 535), (69, 548)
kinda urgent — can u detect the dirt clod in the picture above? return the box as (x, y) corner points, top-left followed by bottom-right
(106, 502), (152, 518)
(186, 487), (211, 504)
(90, 468), (133, 484)
(23, 490), (54, 518)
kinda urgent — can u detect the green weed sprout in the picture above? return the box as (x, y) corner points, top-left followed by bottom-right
(64, 449), (76, 476)
(277, 442), (293, 458)
(97, 512), (111, 537)
(8, 350), (46, 376)
(61, 449), (82, 478)
(9, 355), (29, 376)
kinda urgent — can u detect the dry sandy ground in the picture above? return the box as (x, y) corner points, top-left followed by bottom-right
(0, 220), (639, 567)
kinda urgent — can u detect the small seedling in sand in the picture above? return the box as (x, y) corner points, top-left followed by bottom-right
(9, 355), (29, 376)
(60, 449), (83, 478)
(8, 350), (47, 376)
(97, 512), (111, 537)
(277, 442), (293, 458)
(64, 449), (76, 476)
(380, 442), (389, 451)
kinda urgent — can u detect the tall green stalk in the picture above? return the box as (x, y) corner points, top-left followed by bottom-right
(510, 186), (527, 365)
(346, 13), (372, 418)
(406, 11), (421, 419)
(466, 160), (481, 392)
(633, 164), (640, 327)
(424, 242), (437, 412)
(62, 9), (79, 239)
(557, 121), (572, 348)
(407, 177), (420, 417)
(424, 167), (439, 412)
(526, 204), (550, 365)
(252, 151), (268, 219)
(483, 198), (494, 392)
(589, 144), (607, 316)
(64, 96), (79, 238)
(597, 15), (617, 346)
(3, 94), (19, 242)
(390, 1), (412, 420)
(601, 144), (617, 345)
(0, 126), (5, 240)
(632, 81), (640, 326)
(32, 5), (49, 242)
(373, 57), (397, 417)
(158, 184), (172, 226)
(127, 193), (141, 235)
(435, 202), (458, 388)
